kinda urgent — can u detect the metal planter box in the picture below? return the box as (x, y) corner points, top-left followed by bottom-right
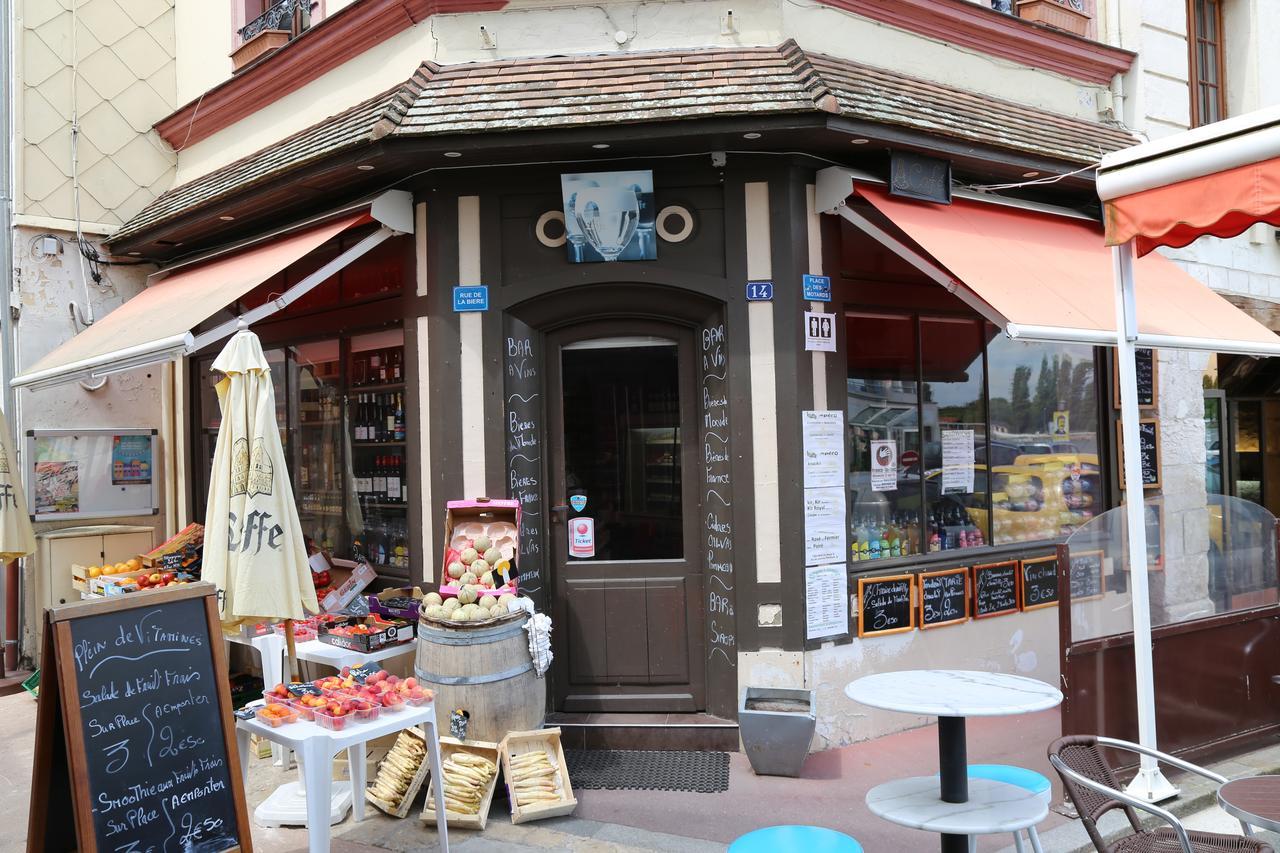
(739, 686), (816, 777)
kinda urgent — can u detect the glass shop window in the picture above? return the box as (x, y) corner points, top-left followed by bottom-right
(847, 311), (1103, 563)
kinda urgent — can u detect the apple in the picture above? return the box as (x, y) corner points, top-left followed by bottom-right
(149, 573), (162, 584)
(159, 572), (174, 584)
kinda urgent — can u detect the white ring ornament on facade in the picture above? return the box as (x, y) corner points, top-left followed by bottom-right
(535, 210), (567, 248)
(656, 205), (694, 242)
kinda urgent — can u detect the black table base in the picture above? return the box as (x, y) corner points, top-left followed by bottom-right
(938, 715), (969, 853)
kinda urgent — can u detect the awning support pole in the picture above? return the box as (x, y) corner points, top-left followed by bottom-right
(1112, 241), (1178, 803)
(190, 225), (396, 353)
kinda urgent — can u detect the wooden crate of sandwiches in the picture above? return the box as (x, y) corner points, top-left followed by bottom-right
(420, 737), (500, 830)
(499, 727), (577, 824)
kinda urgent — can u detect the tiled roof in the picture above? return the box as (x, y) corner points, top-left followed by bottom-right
(807, 54), (1135, 165)
(385, 42), (838, 136)
(112, 41), (1135, 244)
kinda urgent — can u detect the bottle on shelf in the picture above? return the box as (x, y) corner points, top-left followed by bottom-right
(394, 393), (405, 442)
(368, 351), (382, 386)
(385, 394), (396, 443)
(386, 455), (401, 504)
(391, 348), (403, 383)
(372, 455), (387, 501)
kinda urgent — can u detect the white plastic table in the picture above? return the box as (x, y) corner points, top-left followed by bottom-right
(230, 632), (416, 767)
(238, 699), (449, 853)
(846, 670), (1062, 853)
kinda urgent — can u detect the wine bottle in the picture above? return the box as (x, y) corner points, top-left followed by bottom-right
(372, 455), (387, 501)
(394, 393), (405, 441)
(386, 455), (401, 503)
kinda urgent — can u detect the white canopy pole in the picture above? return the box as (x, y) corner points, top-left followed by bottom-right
(1112, 241), (1178, 802)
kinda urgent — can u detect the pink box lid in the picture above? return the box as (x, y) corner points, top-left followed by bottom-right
(446, 498), (520, 511)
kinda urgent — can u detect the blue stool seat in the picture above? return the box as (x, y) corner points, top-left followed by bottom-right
(730, 825), (863, 853)
(968, 764), (1052, 805)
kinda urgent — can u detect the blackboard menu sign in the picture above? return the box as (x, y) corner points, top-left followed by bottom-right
(1117, 419), (1162, 490)
(973, 561), (1020, 618)
(857, 574), (915, 638)
(1068, 549), (1106, 602)
(1114, 348), (1158, 409)
(919, 568), (969, 629)
(504, 317), (542, 608)
(27, 584), (250, 853)
(1019, 556), (1060, 611)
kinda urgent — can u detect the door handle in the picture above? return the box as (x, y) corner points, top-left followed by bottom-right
(551, 505), (570, 523)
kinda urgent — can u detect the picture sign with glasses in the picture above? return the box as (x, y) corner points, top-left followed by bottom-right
(561, 170), (656, 263)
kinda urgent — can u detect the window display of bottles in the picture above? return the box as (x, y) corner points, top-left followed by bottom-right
(350, 345), (404, 387)
(851, 514), (920, 562)
(352, 518), (410, 572)
(926, 505), (985, 553)
(352, 392), (405, 443)
(354, 455), (408, 504)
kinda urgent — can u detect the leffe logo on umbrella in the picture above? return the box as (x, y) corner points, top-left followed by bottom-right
(230, 438), (275, 498)
(227, 437), (284, 555)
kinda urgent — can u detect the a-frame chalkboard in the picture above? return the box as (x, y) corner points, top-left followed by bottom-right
(27, 583), (252, 853)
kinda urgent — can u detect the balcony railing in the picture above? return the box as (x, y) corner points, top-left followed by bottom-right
(239, 0), (316, 42)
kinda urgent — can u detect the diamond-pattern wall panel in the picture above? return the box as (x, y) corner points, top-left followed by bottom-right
(19, 0), (176, 225)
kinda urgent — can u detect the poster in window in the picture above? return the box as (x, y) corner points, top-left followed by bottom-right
(111, 434), (152, 485)
(870, 440), (897, 492)
(34, 461), (79, 515)
(561, 170), (656, 263)
(1052, 411), (1070, 440)
(940, 429), (975, 494)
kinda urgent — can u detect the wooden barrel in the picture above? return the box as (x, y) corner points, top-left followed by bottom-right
(414, 613), (546, 742)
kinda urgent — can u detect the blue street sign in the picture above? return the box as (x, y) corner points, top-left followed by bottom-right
(803, 274), (832, 302)
(746, 281), (774, 301)
(453, 285), (489, 312)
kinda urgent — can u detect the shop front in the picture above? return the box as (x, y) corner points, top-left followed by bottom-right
(26, 43), (1280, 759)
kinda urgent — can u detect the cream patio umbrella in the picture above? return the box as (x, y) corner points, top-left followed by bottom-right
(203, 328), (317, 667)
(0, 405), (36, 561)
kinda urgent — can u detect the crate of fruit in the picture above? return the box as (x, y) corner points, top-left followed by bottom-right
(499, 727), (577, 824)
(366, 727), (431, 818)
(438, 498), (519, 597)
(368, 586), (425, 621)
(317, 615), (413, 652)
(421, 737), (501, 830)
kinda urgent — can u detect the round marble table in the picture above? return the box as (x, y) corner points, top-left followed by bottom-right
(866, 776), (1048, 836)
(1218, 775), (1280, 834)
(846, 670), (1063, 853)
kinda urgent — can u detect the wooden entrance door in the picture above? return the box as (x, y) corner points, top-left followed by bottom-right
(547, 321), (705, 713)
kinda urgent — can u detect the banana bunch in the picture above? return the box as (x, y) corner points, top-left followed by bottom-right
(433, 751), (497, 816)
(369, 730), (426, 806)
(509, 749), (563, 807)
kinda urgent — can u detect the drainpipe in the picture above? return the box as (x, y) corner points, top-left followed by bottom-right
(0, 0), (15, 674)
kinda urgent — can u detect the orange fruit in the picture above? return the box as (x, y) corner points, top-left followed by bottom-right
(125, 558), (142, 572)
(87, 567), (101, 578)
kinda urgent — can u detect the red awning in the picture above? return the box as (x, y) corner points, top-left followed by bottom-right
(1096, 105), (1280, 255)
(1104, 157), (1280, 255)
(847, 184), (1280, 354)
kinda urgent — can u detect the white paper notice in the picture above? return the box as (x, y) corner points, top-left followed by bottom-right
(802, 410), (844, 489)
(870, 439), (897, 492)
(806, 562), (849, 640)
(941, 429), (975, 494)
(804, 486), (846, 564)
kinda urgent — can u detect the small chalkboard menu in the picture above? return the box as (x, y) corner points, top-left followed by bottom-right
(919, 568), (969, 629)
(1019, 556), (1060, 611)
(1117, 419), (1162, 490)
(973, 561), (1020, 618)
(1114, 348), (1158, 409)
(27, 583), (250, 853)
(857, 574), (915, 638)
(1068, 549), (1106, 602)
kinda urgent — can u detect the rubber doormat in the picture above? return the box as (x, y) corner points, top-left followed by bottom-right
(564, 749), (730, 793)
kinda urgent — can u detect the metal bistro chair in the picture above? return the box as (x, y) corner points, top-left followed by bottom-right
(1048, 735), (1274, 853)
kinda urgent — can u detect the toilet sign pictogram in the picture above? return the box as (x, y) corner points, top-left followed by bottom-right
(804, 311), (836, 352)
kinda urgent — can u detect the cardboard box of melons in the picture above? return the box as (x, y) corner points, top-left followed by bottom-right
(438, 497), (519, 597)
